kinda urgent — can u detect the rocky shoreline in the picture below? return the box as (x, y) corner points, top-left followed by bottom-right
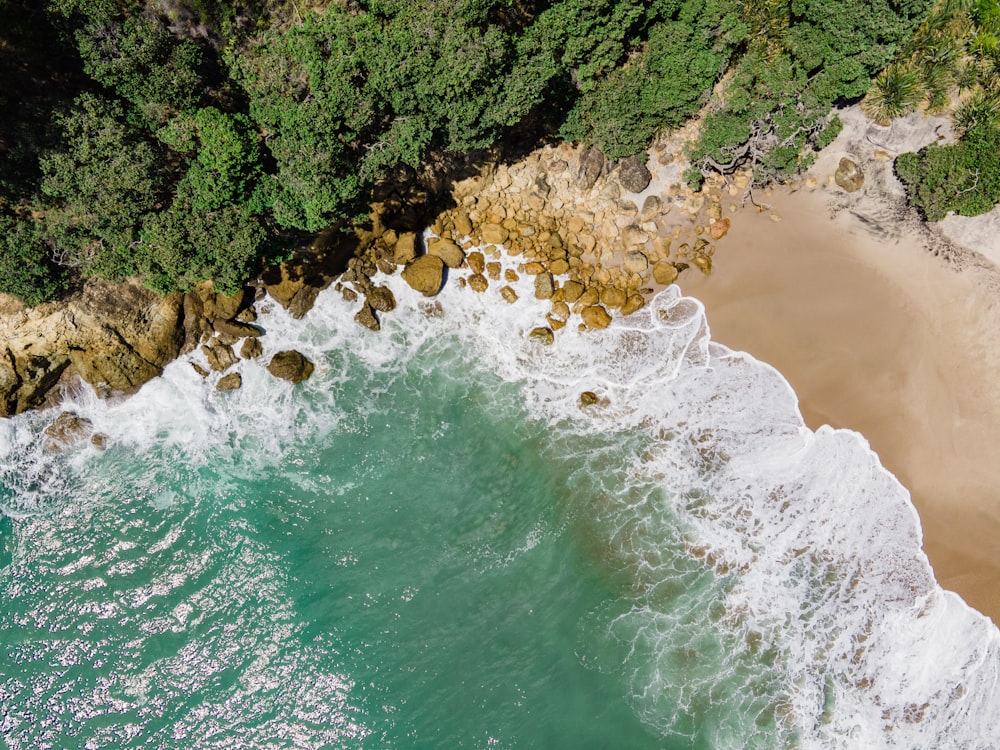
(1, 130), (751, 427)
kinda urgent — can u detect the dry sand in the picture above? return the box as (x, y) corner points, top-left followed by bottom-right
(681, 179), (1000, 624)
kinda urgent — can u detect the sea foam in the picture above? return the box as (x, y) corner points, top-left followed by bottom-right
(1, 245), (998, 748)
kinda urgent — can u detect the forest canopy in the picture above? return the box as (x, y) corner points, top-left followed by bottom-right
(0, 0), (935, 304)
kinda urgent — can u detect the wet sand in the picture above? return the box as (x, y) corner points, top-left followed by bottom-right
(682, 186), (1000, 624)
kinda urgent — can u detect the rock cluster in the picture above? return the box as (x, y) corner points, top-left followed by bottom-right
(357, 141), (737, 336)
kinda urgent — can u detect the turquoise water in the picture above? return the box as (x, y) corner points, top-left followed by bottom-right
(2, 267), (999, 748)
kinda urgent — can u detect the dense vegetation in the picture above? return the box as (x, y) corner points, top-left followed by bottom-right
(0, 0), (934, 304)
(875, 0), (1000, 220)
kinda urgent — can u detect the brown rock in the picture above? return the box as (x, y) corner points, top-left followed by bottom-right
(618, 155), (652, 193)
(468, 274), (489, 293)
(581, 305), (612, 329)
(355, 302), (381, 331)
(91, 433), (109, 450)
(577, 146), (605, 190)
(534, 272), (555, 300)
(402, 255), (445, 297)
(341, 286), (359, 303)
(192, 362), (210, 377)
(500, 286), (519, 303)
(524, 261), (546, 275)
(549, 259), (570, 275)
(366, 285), (396, 313)
(652, 262), (680, 286)
(202, 340), (238, 372)
(504, 269), (519, 283)
(600, 287), (627, 309)
(621, 294), (645, 316)
(623, 250), (649, 275)
(394, 232), (418, 264)
(428, 238), (465, 268)
(467, 251), (486, 274)
(579, 391), (599, 407)
(640, 195), (662, 222)
(529, 327), (555, 345)
(577, 287), (600, 307)
(561, 280), (585, 303)
(486, 262), (501, 280)
(267, 350), (315, 383)
(240, 337), (263, 360)
(216, 372), (243, 391)
(213, 318), (262, 339)
(692, 254), (713, 274)
(710, 218), (731, 240)
(480, 223), (508, 245)
(550, 300), (570, 321)
(834, 158), (864, 192)
(454, 212), (473, 237)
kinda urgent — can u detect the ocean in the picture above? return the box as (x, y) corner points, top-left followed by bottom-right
(1, 249), (998, 749)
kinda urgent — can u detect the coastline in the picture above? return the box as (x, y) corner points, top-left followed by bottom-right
(682, 112), (1000, 623)
(3, 105), (998, 626)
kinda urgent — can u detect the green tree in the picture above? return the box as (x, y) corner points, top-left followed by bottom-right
(39, 93), (166, 278)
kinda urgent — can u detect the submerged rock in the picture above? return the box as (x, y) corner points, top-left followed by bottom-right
(529, 326), (555, 345)
(267, 350), (315, 383)
(579, 391), (599, 407)
(43, 412), (94, 452)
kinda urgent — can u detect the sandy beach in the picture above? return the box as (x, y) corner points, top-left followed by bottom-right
(682, 168), (1000, 623)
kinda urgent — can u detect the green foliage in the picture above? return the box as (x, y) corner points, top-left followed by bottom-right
(560, 2), (743, 159)
(39, 93), (165, 276)
(179, 107), (262, 211)
(0, 212), (66, 305)
(896, 123), (1000, 220)
(690, 0), (934, 183)
(863, 64), (923, 123)
(76, 14), (203, 122)
(137, 201), (267, 294)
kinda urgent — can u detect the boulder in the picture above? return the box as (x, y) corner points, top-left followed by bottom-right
(402, 255), (445, 297)
(355, 302), (380, 331)
(486, 262), (502, 280)
(623, 250), (649, 275)
(529, 327), (555, 345)
(652, 262), (679, 286)
(600, 287), (627, 309)
(267, 350), (315, 383)
(428, 238), (465, 268)
(213, 318), (262, 339)
(579, 391), (599, 407)
(240, 337), (263, 360)
(216, 372), (243, 391)
(394, 232), (418, 265)
(202, 340), (238, 372)
(621, 294), (645, 316)
(561, 280), (585, 303)
(43, 412), (94, 452)
(692, 254), (713, 274)
(834, 158), (864, 192)
(618, 155), (652, 193)
(577, 146), (605, 190)
(468, 274), (489, 293)
(365, 285), (396, 313)
(534, 272), (554, 300)
(581, 305), (612, 329)
(480, 222), (508, 246)
(467, 251), (486, 274)
(500, 286), (519, 304)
